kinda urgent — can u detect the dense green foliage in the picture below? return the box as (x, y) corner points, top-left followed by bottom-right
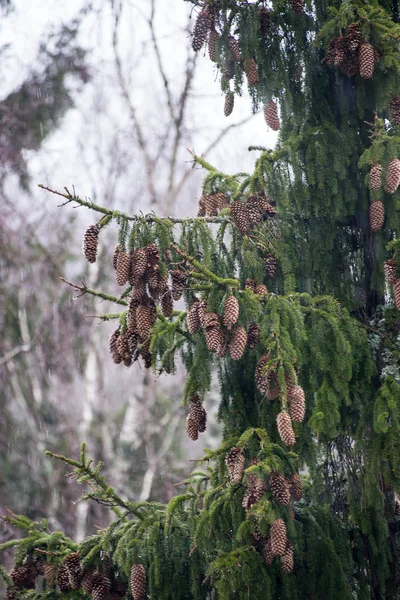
(2, 0), (400, 599)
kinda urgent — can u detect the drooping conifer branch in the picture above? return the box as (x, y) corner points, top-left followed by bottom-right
(171, 243), (240, 289)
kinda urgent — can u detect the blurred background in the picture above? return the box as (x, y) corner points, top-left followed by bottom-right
(0, 0), (276, 562)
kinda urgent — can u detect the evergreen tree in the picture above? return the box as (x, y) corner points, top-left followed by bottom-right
(1, 1), (400, 599)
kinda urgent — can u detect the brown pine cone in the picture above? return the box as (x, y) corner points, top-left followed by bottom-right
(288, 473), (303, 501)
(64, 552), (82, 590)
(83, 225), (99, 263)
(171, 270), (187, 301)
(244, 58), (259, 86)
(226, 447), (245, 484)
(288, 385), (306, 422)
(370, 163), (382, 191)
(385, 158), (400, 193)
(192, 9), (212, 52)
(247, 322), (260, 349)
(269, 471), (291, 505)
(109, 328), (122, 364)
(264, 100), (280, 131)
(188, 300), (201, 333)
(281, 542), (294, 573)
(116, 251), (131, 286)
(161, 289), (174, 317)
(384, 258), (398, 285)
(263, 537), (274, 565)
(270, 518), (287, 556)
(277, 412), (296, 446)
(359, 42), (374, 79)
(224, 92), (234, 117)
(223, 295), (239, 330)
(229, 326), (247, 360)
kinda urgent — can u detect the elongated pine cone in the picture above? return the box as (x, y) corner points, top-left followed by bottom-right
(288, 385), (306, 422)
(384, 258), (398, 285)
(269, 471), (291, 505)
(188, 300), (201, 333)
(81, 569), (96, 595)
(189, 394), (207, 433)
(359, 43), (374, 79)
(56, 562), (71, 593)
(244, 58), (259, 86)
(10, 565), (37, 589)
(161, 289), (174, 317)
(242, 480), (266, 511)
(263, 537), (274, 565)
(223, 295), (239, 330)
(265, 253), (278, 278)
(288, 473), (303, 500)
(130, 565), (146, 600)
(230, 326), (247, 360)
(109, 329), (122, 364)
(91, 573), (111, 600)
(270, 518), (288, 556)
(370, 164), (382, 191)
(83, 225), (99, 263)
(255, 283), (269, 297)
(192, 9), (212, 52)
(394, 278), (400, 310)
(369, 200), (384, 232)
(171, 270), (187, 301)
(116, 251), (131, 286)
(385, 158), (400, 193)
(131, 248), (148, 281)
(226, 447), (245, 483)
(247, 322), (260, 349)
(264, 100), (280, 131)
(277, 412), (296, 446)
(228, 36), (241, 61)
(44, 564), (56, 588)
(224, 92), (234, 117)
(64, 552), (82, 589)
(230, 200), (250, 233)
(281, 543), (294, 573)
(208, 29), (219, 62)
(390, 95), (400, 125)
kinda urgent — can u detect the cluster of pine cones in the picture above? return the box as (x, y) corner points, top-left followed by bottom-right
(368, 158), (400, 232)
(7, 554), (146, 600)
(190, 2), (297, 124)
(325, 25), (379, 79)
(384, 254), (400, 310)
(225, 450), (303, 572)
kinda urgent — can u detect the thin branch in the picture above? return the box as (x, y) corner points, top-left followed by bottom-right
(171, 243), (239, 288)
(60, 277), (129, 306)
(0, 345), (30, 367)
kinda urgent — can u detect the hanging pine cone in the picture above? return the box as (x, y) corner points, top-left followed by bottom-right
(205, 323), (223, 352)
(91, 574), (111, 600)
(186, 414), (199, 440)
(83, 225), (99, 263)
(81, 569), (96, 595)
(197, 195), (207, 217)
(144, 243), (160, 272)
(259, 7), (271, 37)
(223, 295), (239, 331)
(369, 200), (385, 232)
(255, 283), (269, 297)
(127, 301), (138, 332)
(288, 385), (306, 422)
(230, 200), (250, 233)
(394, 279), (400, 310)
(244, 58), (259, 86)
(208, 29), (219, 62)
(188, 300), (201, 333)
(198, 300), (208, 327)
(265, 254), (278, 278)
(384, 258), (398, 285)
(57, 562), (71, 593)
(346, 23), (362, 51)
(228, 36), (241, 61)
(264, 369), (280, 400)
(127, 331), (139, 355)
(117, 332), (132, 365)
(370, 164), (382, 191)
(331, 36), (347, 66)
(64, 552), (82, 590)
(131, 276), (146, 301)
(269, 471), (291, 505)
(224, 92), (234, 117)
(385, 158), (400, 193)
(246, 194), (263, 224)
(189, 395), (207, 434)
(359, 42), (374, 79)
(44, 564), (56, 588)
(245, 278), (257, 292)
(113, 245), (120, 270)
(161, 289), (174, 317)
(390, 95), (400, 125)
(281, 543), (294, 573)
(217, 337), (229, 358)
(288, 473), (303, 500)
(171, 270), (187, 300)
(109, 328), (122, 364)
(289, 0), (304, 13)
(263, 537), (274, 565)
(229, 326), (247, 360)
(270, 518), (288, 556)
(277, 412), (296, 446)
(131, 248), (148, 281)
(147, 270), (161, 301)
(214, 192), (229, 211)
(136, 304), (154, 339)
(247, 322), (260, 349)
(242, 484), (266, 511)
(10, 565), (37, 589)
(226, 447), (245, 483)
(116, 251), (131, 286)
(264, 100), (280, 131)
(255, 354), (270, 394)
(192, 9), (212, 52)
(339, 50), (359, 77)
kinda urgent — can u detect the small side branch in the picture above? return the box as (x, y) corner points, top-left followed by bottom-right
(60, 277), (129, 306)
(171, 243), (239, 289)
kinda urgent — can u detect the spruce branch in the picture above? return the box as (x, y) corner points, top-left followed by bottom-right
(171, 243), (240, 289)
(60, 277), (129, 306)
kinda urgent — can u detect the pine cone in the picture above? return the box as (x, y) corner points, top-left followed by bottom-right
(116, 251), (131, 286)
(131, 277), (146, 301)
(228, 36), (241, 61)
(369, 200), (385, 232)
(192, 9), (212, 52)
(245, 278), (257, 292)
(339, 49), (359, 77)
(246, 194), (263, 224)
(205, 324), (223, 352)
(288, 385), (306, 422)
(189, 395), (207, 434)
(265, 254), (278, 278)
(281, 543), (294, 573)
(242, 479), (266, 511)
(270, 518), (287, 556)
(136, 304), (154, 339)
(188, 300), (201, 333)
(147, 270), (161, 301)
(81, 569), (97, 595)
(83, 225), (99, 263)
(247, 322), (260, 349)
(113, 245), (120, 270)
(390, 95), (400, 125)
(229, 326), (247, 360)
(204, 194), (219, 216)
(394, 278), (400, 310)
(288, 473), (303, 500)
(255, 354), (270, 394)
(370, 164), (382, 191)
(127, 301), (138, 332)
(64, 552), (82, 590)
(224, 93), (234, 117)
(10, 565), (37, 589)
(359, 42), (374, 79)
(384, 258), (398, 285)
(109, 328), (122, 364)
(264, 100), (280, 130)
(57, 562), (71, 593)
(294, 63), (303, 82)
(331, 36), (347, 66)
(130, 565), (146, 600)
(226, 447), (245, 483)
(263, 537), (274, 564)
(223, 295), (239, 330)
(277, 412), (296, 446)
(44, 564), (56, 588)
(171, 270), (187, 300)
(161, 289), (174, 317)
(197, 195), (207, 217)
(230, 200), (250, 233)
(208, 29), (219, 62)
(289, 0), (304, 13)
(346, 23), (361, 51)
(217, 337), (229, 358)
(91, 573), (111, 600)
(244, 58), (259, 86)
(259, 7), (271, 37)
(186, 413), (199, 440)
(385, 158), (400, 193)
(131, 248), (148, 281)
(144, 242), (160, 272)
(269, 471), (291, 505)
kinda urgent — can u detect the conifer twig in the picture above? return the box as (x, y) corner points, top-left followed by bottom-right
(171, 244), (239, 289)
